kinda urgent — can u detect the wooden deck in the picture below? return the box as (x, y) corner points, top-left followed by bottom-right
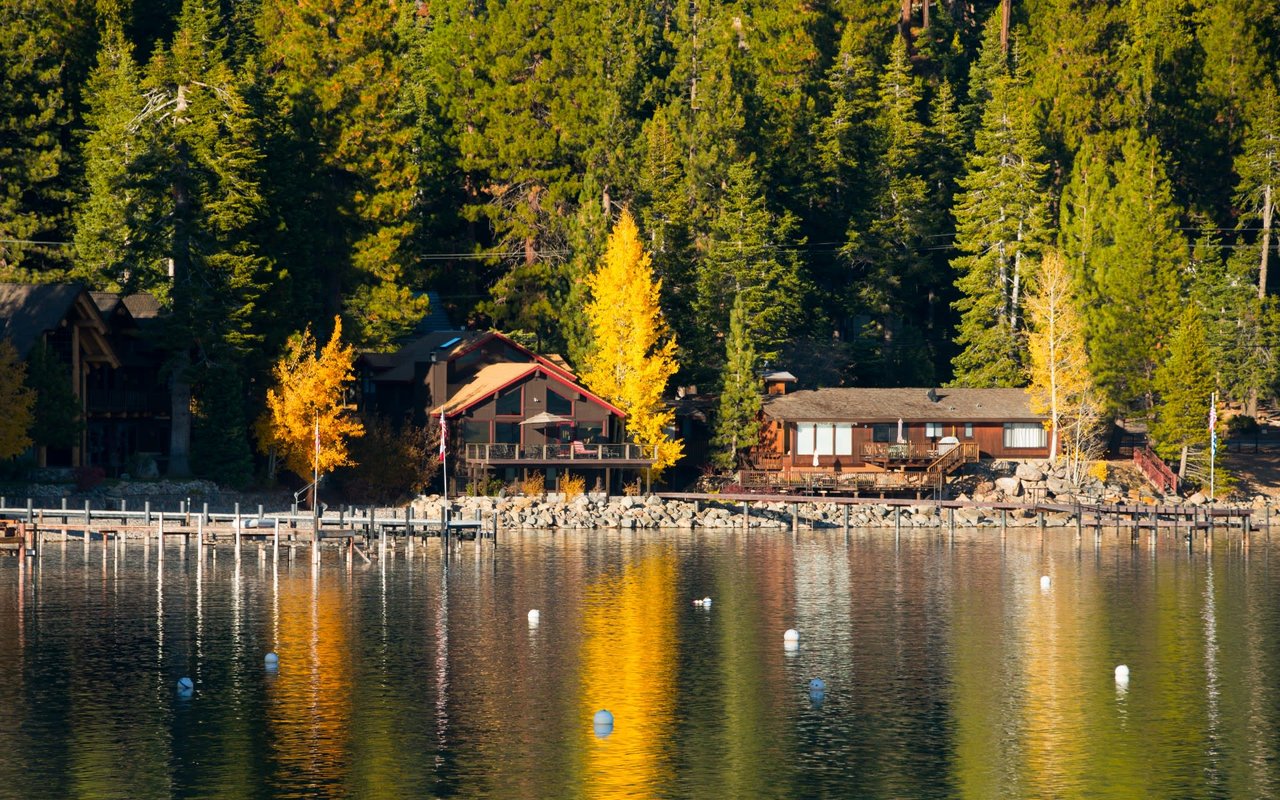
(741, 443), (979, 496)
(465, 442), (657, 467)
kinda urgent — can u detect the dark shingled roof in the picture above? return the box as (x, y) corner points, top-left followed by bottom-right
(0, 282), (89, 357)
(364, 330), (487, 383)
(763, 387), (1043, 422)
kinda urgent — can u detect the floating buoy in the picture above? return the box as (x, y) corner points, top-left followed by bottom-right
(1040, 575), (1051, 590)
(702, 597), (712, 607)
(692, 598), (703, 606)
(528, 609), (540, 625)
(1115, 664), (1130, 684)
(593, 708), (614, 737)
(176, 676), (194, 695)
(265, 652), (279, 669)
(784, 628), (799, 643)
(809, 678), (826, 693)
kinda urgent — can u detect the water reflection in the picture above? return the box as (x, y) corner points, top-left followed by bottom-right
(0, 529), (1279, 798)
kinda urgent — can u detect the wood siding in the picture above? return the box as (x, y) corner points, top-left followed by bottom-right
(756, 418), (1049, 469)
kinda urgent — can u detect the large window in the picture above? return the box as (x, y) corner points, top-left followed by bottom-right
(576, 422), (604, 443)
(494, 422), (521, 444)
(795, 423), (854, 456)
(496, 386), (522, 416)
(547, 388), (572, 416)
(462, 420), (489, 444)
(872, 424), (894, 443)
(1003, 422), (1047, 449)
(925, 422), (943, 438)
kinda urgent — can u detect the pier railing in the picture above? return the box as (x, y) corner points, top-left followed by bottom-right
(465, 442), (657, 464)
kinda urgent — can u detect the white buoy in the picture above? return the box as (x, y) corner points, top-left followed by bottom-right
(593, 709), (614, 726)
(265, 652), (279, 669)
(702, 597), (712, 606)
(528, 609), (540, 625)
(1040, 575), (1051, 590)
(784, 628), (800, 643)
(692, 598), (703, 606)
(1115, 664), (1130, 684)
(176, 676), (194, 695)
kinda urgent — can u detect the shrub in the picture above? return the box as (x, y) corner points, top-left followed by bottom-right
(622, 478), (641, 496)
(561, 473), (586, 502)
(1087, 461), (1108, 484)
(334, 415), (439, 504)
(520, 471), (545, 496)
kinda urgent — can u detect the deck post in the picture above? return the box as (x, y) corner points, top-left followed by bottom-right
(26, 497), (33, 524)
(157, 512), (164, 563)
(894, 506), (901, 537)
(407, 507), (415, 557)
(1000, 508), (1006, 535)
(843, 504), (850, 536)
(1039, 509), (1045, 535)
(144, 500), (151, 525)
(234, 502), (242, 561)
(61, 497), (67, 525)
(84, 499), (91, 532)
(1075, 504), (1082, 541)
(742, 502), (749, 532)
(791, 503), (798, 534)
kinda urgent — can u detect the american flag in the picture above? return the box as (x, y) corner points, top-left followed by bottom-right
(439, 415), (448, 462)
(1209, 398), (1217, 435)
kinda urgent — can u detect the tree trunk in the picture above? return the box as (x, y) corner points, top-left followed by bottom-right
(922, 0), (930, 30)
(168, 354), (192, 477)
(1260, 183), (1273, 299)
(1000, 0), (1012, 52)
(900, 0), (912, 40)
(1178, 444), (1188, 479)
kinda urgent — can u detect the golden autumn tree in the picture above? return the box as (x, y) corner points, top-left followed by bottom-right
(257, 317), (364, 482)
(0, 340), (35, 460)
(581, 210), (684, 476)
(1025, 250), (1102, 482)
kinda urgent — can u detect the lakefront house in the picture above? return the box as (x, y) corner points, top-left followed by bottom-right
(746, 381), (1050, 495)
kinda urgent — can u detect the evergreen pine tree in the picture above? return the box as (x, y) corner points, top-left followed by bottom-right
(1151, 305), (1214, 475)
(258, 0), (425, 346)
(1084, 131), (1186, 412)
(0, 0), (77, 277)
(950, 26), (1049, 387)
(696, 161), (810, 377)
(1234, 81), (1280, 299)
(712, 293), (761, 470)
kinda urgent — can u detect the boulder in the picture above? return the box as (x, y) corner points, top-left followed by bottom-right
(1045, 476), (1071, 494)
(1015, 462), (1044, 481)
(1185, 491), (1207, 506)
(995, 476), (1022, 496)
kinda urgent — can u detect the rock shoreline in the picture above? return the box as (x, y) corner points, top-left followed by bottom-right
(408, 492), (1247, 531)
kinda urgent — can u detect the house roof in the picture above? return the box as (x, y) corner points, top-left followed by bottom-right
(365, 330), (488, 382)
(431, 362), (625, 419)
(763, 387), (1043, 423)
(764, 370), (797, 383)
(0, 283), (119, 366)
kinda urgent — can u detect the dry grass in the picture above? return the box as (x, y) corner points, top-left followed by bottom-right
(561, 473), (586, 501)
(520, 471), (545, 496)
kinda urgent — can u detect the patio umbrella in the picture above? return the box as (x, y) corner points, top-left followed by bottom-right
(519, 411), (571, 426)
(897, 418), (905, 443)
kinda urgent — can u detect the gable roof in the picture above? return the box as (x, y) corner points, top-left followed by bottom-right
(431, 362), (625, 419)
(363, 330), (488, 382)
(0, 283), (118, 366)
(763, 387), (1043, 423)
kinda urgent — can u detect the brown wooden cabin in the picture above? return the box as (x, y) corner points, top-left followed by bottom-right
(750, 386), (1050, 494)
(358, 329), (656, 492)
(0, 283), (121, 468)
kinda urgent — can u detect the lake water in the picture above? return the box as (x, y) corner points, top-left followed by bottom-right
(0, 528), (1277, 799)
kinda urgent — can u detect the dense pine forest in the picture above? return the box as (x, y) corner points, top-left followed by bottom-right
(2, 0), (1279, 484)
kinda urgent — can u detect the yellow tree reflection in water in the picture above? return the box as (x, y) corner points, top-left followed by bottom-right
(266, 572), (352, 793)
(577, 546), (678, 798)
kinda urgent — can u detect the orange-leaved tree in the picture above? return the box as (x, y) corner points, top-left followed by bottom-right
(0, 340), (35, 460)
(257, 317), (364, 482)
(581, 209), (683, 475)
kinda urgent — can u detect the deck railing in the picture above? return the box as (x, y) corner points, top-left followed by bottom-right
(862, 442), (978, 465)
(465, 442), (657, 463)
(1134, 444), (1179, 495)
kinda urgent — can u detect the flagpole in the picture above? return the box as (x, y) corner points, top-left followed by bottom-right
(313, 413), (320, 565)
(1210, 392), (1216, 501)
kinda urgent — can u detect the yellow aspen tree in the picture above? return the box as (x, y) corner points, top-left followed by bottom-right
(581, 209), (684, 475)
(0, 340), (35, 460)
(257, 317), (364, 480)
(1026, 250), (1101, 481)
